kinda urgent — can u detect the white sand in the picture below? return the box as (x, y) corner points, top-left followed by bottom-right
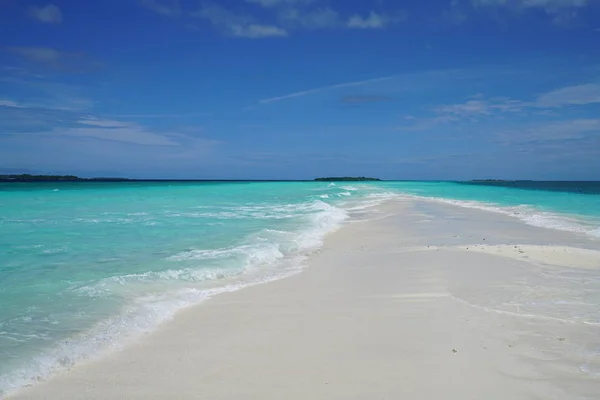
(10, 199), (600, 399)
(414, 244), (600, 270)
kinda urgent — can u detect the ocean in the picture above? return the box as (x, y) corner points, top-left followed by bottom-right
(1, 180), (599, 395)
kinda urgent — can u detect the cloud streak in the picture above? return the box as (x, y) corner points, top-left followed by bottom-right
(277, 7), (341, 29)
(259, 76), (395, 104)
(473, 0), (589, 10)
(0, 111), (214, 147)
(193, 4), (288, 38)
(0, 77), (94, 111)
(535, 83), (600, 107)
(496, 118), (600, 145)
(348, 11), (392, 29)
(139, 0), (181, 17)
(341, 95), (393, 104)
(6, 46), (102, 73)
(141, 1), (405, 37)
(28, 4), (62, 24)
(245, 0), (316, 7)
(433, 82), (600, 120)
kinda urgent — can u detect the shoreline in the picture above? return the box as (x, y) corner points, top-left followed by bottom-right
(9, 198), (600, 399)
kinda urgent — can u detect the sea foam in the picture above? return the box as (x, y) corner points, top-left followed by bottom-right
(0, 198), (350, 397)
(400, 194), (600, 239)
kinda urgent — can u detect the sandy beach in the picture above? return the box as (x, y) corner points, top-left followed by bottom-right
(10, 198), (600, 399)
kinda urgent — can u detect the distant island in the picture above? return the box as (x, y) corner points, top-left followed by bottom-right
(315, 177), (381, 182)
(0, 174), (131, 182)
(1, 174), (383, 183)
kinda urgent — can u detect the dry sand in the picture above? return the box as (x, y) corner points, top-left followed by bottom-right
(10, 199), (600, 399)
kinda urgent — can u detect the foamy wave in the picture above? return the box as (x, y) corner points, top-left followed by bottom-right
(169, 201), (343, 221)
(0, 270), (301, 398)
(401, 194), (600, 238)
(346, 192), (399, 211)
(0, 199), (349, 397)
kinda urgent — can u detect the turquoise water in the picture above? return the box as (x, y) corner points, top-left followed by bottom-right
(382, 181), (600, 237)
(1, 181), (599, 395)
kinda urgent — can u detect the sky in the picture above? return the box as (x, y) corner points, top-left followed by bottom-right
(1, 0), (600, 180)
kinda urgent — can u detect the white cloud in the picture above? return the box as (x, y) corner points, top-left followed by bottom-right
(78, 117), (131, 128)
(53, 126), (180, 146)
(473, 0), (588, 8)
(435, 82), (600, 120)
(141, 0), (404, 36)
(260, 75), (395, 104)
(139, 0), (181, 17)
(0, 99), (25, 108)
(535, 83), (600, 107)
(112, 112), (208, 119)
(436, 99), (492, 116)
(278, 7), (340, 29)
(7, 47), (100, 73)
(231, 24), (288, 38)
(497, 118), (600, 144)
(472, 0), (590, 21)
(520, 0), (588, 8)
(245, 0), (316, 7)
(436, 97), (525, 117)
(194, 4), (287, 38)
(347, 11), (388, 29)
(53, 117), (201, 146)
(9, 47), (61, 63)
(28, 4), (62, 24)
(0, 94), (91, 111)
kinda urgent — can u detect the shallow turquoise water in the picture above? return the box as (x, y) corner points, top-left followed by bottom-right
(381, 181), (600, 237)
(0, 180), (599, 394)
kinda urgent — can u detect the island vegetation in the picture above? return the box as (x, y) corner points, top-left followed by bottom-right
(315, 177), (381, 182)
(0, 174), (131, 182)
(1, 174), (383, 183)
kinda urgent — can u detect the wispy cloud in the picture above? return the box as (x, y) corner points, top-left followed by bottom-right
(49, 126), (180, 146)
(278, 7), (340, 29)
(471, 0), (591, 25)
(443, 6), (468, 24)
(78, 117), (130, 128)
(341, 95), (393, 104)
(1, 77), (94, 111)
(496, 118), (600, 145)
(8, 47), (62, 64)
(260, 76), (395, 104)
(139, 0), (181, 17)
(28, 4), (62, 24)
(396, 115), (460, 131)
(0, 99), (26, 108)
(436, 97), (525, 117)
(347, 11), (401, 29)
(245, 0), (316, 7)
(113, 112), (209, 119)
(1, 111), (213, 147)
(141, 1), (405, 36)
(193, 4), (288, 38)
(473, 0), (589, 9)
(5, 46), (101, 72)
(535, 83), (600, 107)
(433, 82), (600, 121)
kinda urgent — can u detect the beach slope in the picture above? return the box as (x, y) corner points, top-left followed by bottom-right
(12, 199), (600, 399)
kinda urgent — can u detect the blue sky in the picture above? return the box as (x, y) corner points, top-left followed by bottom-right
(1, 0), (600, 179)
